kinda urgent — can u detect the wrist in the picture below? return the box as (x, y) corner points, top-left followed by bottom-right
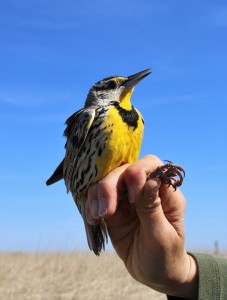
(166, 253), (198, 300)
(185, 254), (198, 299)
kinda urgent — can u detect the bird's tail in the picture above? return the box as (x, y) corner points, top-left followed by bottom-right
(84, 219), (108, 256)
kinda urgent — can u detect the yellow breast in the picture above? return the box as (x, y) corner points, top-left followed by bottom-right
(95, 105), (144, 178)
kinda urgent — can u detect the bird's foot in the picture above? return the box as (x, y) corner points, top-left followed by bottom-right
(147, 160), (185, 190)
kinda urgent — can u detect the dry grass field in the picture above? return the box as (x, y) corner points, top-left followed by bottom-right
(1, 251), (226, 300)
(0, 252), (166, 300)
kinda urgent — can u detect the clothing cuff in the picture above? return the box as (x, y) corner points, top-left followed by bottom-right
(191, 253), (221, 300)
(167, 252), (221, 300)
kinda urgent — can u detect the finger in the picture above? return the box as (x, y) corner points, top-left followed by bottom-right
(160, 184), (186, 219)
(140, 177), (161, 212)
(135, 177), (166, 228)
(159, 184), (186, 238)
(124, 155), (163, 203)
(86, 207), (100, 225)
(87, 163), (130, 224)
(97, 164), (130, 218)
(134, 178), (185, 251)
(86, 183), (100, 225)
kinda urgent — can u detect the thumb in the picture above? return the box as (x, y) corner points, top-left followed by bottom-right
(134, 178), (172, 248)
(135, 178), (161, 212)
(135, 178), (165, 224)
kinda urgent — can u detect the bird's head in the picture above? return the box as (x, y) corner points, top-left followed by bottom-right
(85, 69), (151, 110)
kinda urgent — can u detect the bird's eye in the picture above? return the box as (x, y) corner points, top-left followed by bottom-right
(108, 80), (117, 89)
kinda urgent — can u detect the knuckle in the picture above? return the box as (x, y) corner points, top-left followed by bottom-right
(124, 165), (145, 186)
(144, 154), (163, 165)
(98, 179), (109, 192)
(98, 179), (113, 199)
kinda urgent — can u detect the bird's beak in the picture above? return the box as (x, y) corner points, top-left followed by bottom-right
(122, 68), (151, 89)
(119, 68), (151, 106)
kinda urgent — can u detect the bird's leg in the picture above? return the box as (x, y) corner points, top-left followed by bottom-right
(147, 160), (185, 190)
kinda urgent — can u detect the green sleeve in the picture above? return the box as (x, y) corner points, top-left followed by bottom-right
(167, 253), (227, 300)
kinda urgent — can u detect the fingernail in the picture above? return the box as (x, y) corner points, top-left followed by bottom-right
(99, 198), (107, 217)
(86, 210), (93, 224)
(91, 200), (99, 219)
(87, 210), (99, 225)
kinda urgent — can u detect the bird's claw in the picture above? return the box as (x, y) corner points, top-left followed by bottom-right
(147, 161), (185, 190)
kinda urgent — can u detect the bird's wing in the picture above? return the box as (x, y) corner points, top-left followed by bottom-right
(46, 108), (96, 187)
(46, 159), (64, 185)
(63, 107), (96, 192)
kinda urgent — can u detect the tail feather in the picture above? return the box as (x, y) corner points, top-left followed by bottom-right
(84, 219), (108, 256)
(47, 160), (108, 255)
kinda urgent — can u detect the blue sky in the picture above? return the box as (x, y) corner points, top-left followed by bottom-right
(0, 0), (226, 252)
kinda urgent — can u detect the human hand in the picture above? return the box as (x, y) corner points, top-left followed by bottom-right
(86, 155), (198, 299)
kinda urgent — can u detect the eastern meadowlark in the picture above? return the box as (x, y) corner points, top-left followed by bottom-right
(46, 69), (184, 255)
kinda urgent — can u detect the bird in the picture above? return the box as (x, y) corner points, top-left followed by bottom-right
(46, 69), (185, 255)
